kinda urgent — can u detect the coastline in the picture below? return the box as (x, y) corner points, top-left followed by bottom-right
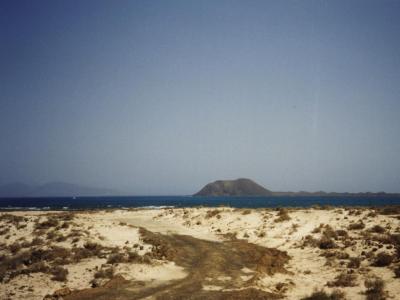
(2, 194), (400, 212)
(1, 207), (400, 299)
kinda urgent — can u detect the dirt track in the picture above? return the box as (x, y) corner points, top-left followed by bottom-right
(65, 228), (289, 300)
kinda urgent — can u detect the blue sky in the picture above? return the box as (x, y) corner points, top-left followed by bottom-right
(1, 0), (400, 194)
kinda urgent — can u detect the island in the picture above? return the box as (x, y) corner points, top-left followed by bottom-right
(194, 178), (400, 197)
(193, 178), (272, 196)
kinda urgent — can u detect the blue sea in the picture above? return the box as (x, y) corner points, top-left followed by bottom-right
(1, 195), (400, 210)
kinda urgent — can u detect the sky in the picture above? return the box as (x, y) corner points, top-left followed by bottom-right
(1, 0), (400, 195)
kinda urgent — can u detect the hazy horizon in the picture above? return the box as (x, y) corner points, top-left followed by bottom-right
(1, 1), (400, 195)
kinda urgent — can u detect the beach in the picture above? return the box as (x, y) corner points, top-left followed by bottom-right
(1, 206), (400, 299)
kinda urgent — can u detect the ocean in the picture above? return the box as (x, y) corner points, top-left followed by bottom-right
(1, 195), (400, 210)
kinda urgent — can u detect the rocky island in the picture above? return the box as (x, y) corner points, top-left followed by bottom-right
(194, 178), (272, 196)
(194, 178), (400, 198)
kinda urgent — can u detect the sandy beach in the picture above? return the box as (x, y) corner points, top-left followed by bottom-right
(1, 206), (400, 299)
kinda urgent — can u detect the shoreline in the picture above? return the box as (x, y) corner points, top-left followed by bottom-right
(1, 195), (400, 212)
(1, 203), (400, 212)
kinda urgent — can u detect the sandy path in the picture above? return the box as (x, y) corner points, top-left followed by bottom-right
(65, 228), (289, 299)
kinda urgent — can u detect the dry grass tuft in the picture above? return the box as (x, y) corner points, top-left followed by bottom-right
(373, 252), (393, 267)
(301, 289), (345, 300)
(347, 257), (361, 269)
(107, 253), (126, 264)
(318, 237), (337, 249)
(348, 221), (365, 230)
(327, 272), (357, 287)
(35, 217), (59, 230)
(370, 225), (386, 234)
(51, 266), (68, 282)
(364, 277), (385, 300)
(205, 209), (220, 219)
(394, 265), (400, 278)
(94, 266), (115, 279)
(335, 229), (348, 238)
(275, 208), (291, 222)
(378, 206), (400, 215)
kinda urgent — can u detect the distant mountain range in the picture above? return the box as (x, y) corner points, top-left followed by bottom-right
(194, 178), (400, 197)
(1, 179), (398, 198)
(0, 182), (116, 197)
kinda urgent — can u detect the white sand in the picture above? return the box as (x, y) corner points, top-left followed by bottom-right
(1, 207), (400, 299)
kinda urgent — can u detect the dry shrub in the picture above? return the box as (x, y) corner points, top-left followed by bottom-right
(348, 209), (362, 216)
(30, 237), (44, 246)
(370, 234), (392, 245)
(19, 239), (30, 248)
(322, 225), (338, 240)
(275, 282), (287, 292)
(327, 272), (357, 287)
(335, 229), (348, 238)
(57, 212), (75, 221)
(221, 232), (237, 240)
(72, 245), (107, 261)
(347, 257), (361, 268)
(321, 205), (334, 210)
(348, 221), (365, 230)
(394, 265), (400, 278)
(60, 222), (70, 229)
(302, 235), (318, 248)
(321, 251), (339, 258)
(29, 261), (49, 273)
(0, 214), (25, 226)
(107, 253), (125, 264)
(16, 223), (27, 229)
(373, 252), (393, 267)
(140, 228), (176, 260)
(9, 242), (21, 254)
(242, 209), (252, 215)
(43, 246), (72, 265)
(3, 244), (102, 270)
(379, 206), (400, 215)
(0, 260), (49, 282)
(127, 251), (141, 262)
(0, 228), (10, 236)
(301, 289), (345, 300)
(94, 266), (115, 279)
(335, 252), (349, 260)
(46, 231), (57, 240)
(67, 230), (84, 241)
(258, 231), (266, 238)
(291, 223), (300, 233)
(318, 237), (337, 249)
(364, 277), (385, 300)
(84, 241), (102, 251)
(55, 234), (67, 242)
(206, 210), (220, 219)
(1, 251), (31, 273)
(35, 217), (59, 230)
(51, 266), (68, 281)
(275, 208), (291, 222)
(389, 234), (400, 246)
(312, 225), (323, 234)
(347, 221), (365, 230)
(370, 225), (386, 234)
(302, 235), (336, 250)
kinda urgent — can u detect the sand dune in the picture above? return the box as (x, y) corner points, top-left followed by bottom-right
(1, 207), (400, 299)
